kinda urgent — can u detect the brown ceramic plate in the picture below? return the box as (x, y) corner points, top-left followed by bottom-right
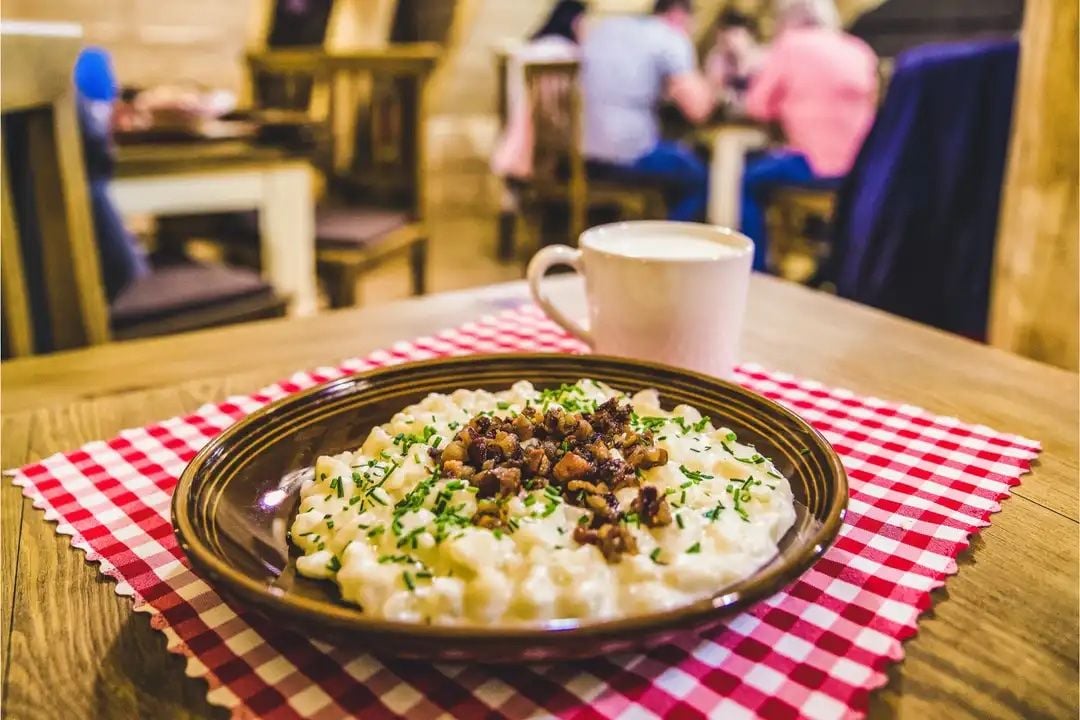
(173, 354), (847, 661)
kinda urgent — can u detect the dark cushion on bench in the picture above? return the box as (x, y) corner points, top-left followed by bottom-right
(315, 206), (411, 249)
(110, 259), (274, 329)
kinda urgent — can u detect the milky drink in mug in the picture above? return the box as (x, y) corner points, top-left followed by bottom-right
(527, 221), (754, 378)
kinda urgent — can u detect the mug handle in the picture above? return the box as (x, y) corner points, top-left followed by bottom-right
(526, 245), (593, 345)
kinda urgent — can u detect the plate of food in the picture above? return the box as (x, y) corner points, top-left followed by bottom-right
(173, 354), (847, 661)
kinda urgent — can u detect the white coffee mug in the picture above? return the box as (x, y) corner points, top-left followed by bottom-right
(527, 221), (754, 378)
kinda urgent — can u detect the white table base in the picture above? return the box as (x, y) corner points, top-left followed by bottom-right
(707, 126), (769, 230)
(110, 162), (317, 317)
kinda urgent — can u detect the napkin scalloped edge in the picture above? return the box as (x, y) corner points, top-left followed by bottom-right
(4, 350), (1043, 719)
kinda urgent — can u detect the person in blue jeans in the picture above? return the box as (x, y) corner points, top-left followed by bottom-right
(580, 0), (715, 222)
(74, 47), (150, 297)
(737, 0), (879, 270)
(630, 141), (711, 222)
(740, 150), (815, 270)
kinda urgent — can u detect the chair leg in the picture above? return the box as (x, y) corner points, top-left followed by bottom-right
(409, 238), (428, 296)
(321, 263), (360, 309)
(518, 204), (542, 272)
(497, 211), (516, 262)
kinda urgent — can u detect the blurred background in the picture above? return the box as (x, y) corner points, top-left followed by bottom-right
(1, 0), (1075, 369)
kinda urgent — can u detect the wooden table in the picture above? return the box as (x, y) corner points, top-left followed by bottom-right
(112, 141), (318, 317)
(2, 276), (1077, 719)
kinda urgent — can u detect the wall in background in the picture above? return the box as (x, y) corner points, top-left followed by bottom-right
(0, 0), (882, 215)
(1, 0), (255, 94)
(0, 0), (882, 109)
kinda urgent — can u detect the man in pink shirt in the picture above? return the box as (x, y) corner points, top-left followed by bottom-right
(740, 0), (878, 270)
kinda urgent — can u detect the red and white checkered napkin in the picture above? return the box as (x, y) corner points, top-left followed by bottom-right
(9, 306), (1040, 720)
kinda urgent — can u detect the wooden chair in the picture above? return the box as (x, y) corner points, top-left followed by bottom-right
(248, 47), (436, 308)
(512, 60), (665, 260)
(1, 24), (107, 356)
(175, 47), (435, 308)
(764, 184), (839, 284)
(1, 24), (286, 358)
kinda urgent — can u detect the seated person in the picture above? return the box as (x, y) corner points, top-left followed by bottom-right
(74, 48), (150, 299)
(491, 0), (587, 180)
(580, 0), (714, 222)
(704, 9), (764, 114)
(741, 0), (878, 270)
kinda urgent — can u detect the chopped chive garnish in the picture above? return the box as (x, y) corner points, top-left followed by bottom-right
(704, 501), (726, 521)
(649, 548), (666, 565)
(686, 542), (701, 554)
(327, 556), (341, 571)
(678, 465), (713, 483)
(675, 514), (685, 529)
(402, 572), (415, 591)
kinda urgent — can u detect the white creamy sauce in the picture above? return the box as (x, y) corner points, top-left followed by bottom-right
(290, 380), (796, 626)
(587, 233), (744, 260)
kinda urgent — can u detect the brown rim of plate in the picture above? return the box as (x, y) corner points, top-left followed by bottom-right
(172, 353), (848, 639)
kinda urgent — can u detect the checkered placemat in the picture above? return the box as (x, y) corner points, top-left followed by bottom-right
(9, 305), (1040, 720)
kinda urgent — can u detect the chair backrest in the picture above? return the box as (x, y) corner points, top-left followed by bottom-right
(247, 45), (439, 218)
(253, 0), (333, 111)
(1, 22), (110, 357)
(523, 59), (586, 242)
(336, 47), (438, 217)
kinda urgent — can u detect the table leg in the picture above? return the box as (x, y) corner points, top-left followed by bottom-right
(708, 127), (769, 229)
(259, 164), (317, 317)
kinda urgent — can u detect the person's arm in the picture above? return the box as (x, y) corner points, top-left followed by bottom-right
(744, 40), (786, 121)
(659, 32), (714, 124)
(668, 72), (715, 124)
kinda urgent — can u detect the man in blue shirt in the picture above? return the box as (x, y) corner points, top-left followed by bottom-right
(581, 0), (715, 221)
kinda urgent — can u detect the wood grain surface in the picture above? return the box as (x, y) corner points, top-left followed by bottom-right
(2, 275), (1077, 719)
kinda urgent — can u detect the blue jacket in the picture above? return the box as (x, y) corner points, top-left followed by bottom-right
(828, 40), (1019, 338)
